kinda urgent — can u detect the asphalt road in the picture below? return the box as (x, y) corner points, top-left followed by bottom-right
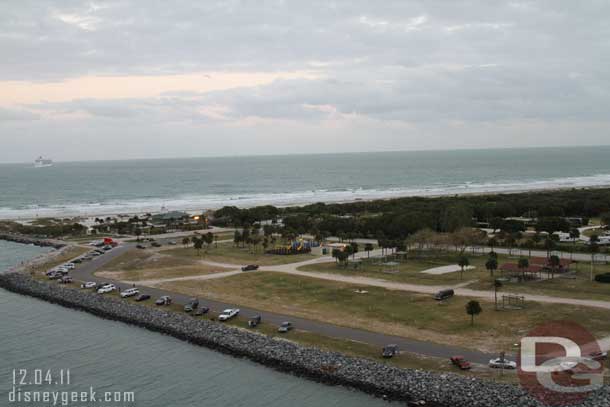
(67, 243), (499, 365)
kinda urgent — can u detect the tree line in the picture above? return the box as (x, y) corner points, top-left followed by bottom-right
(211, 188), (610, 242)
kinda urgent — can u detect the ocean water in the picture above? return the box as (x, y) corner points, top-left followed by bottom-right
(0, 240), (53, 271)
(0, 244), (390, 407)
(2, 146), (610, 219)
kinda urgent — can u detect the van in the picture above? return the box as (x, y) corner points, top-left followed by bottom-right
(434, 289), (454, 301)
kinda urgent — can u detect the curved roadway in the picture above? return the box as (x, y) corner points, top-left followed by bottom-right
(69, 243), (499, 365)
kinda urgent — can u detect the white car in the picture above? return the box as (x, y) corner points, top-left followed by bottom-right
(53, 267), (69, 275)
(97, 284), (116, 294)
(81, 281), (97, 289)
(489, 358), (517, 369)
(218, 308), (240, 321)
(120, 288), (139, 298)
(64, 263), (75, 270)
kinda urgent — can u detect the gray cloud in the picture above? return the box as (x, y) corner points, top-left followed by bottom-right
(0, 107), (39, 121)
(1, 0), (610, 161)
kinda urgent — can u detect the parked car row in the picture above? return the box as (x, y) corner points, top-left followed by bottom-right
(46, 261), (77, 282)
(183, 298), (211, 315)
(80, 281), (154, 303)
(77, 246), (114, 262)
(447, 355), (518, 371)
(74, 276), (298, 335)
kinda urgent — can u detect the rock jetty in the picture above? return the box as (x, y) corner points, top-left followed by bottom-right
(0, 272), (608, 407)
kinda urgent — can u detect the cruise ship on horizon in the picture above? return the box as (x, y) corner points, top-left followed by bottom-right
(34, 156), (53, 168)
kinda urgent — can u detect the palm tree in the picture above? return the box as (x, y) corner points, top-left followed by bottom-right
(523, 239), (535, 258)
(590, 235), (600, 281)
(466, 300), (482, 326)
(458, 255), (470, 280)
(205, 232), (214, 252)
(569, 228), (580, 260)
(505, 235), (516, 256)
(331, 249), (341, 264)
(182, 236), (190, 248)
(518, 257), (529, 281)
(350, 242), (359, 260)
(364, 243), (374, 258)
(485, 257), (498, 277)
(493, 279), (503, 311)
(544, 236), (556, 258)
(488, 237), (498, 253)
(241, 228), (250, 248)
(193, 237), (203, 256)
(548, 255), (560, 279)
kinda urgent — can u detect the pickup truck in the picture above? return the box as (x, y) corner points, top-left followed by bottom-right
(120, 287), (140, 298)
(218, 308), (240, 321)
(97, 284), (116, 294)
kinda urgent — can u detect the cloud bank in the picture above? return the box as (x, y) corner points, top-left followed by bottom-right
(1, 0), (609, 162)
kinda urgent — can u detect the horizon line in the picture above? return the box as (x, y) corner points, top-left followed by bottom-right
(2, 143), (610, 165)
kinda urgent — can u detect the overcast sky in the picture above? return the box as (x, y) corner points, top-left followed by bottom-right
(1, 0), (609, 163)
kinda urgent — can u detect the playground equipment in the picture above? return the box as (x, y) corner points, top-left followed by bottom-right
(501, 294), (525, 310)
(267, 239), (314, 255)
(382, 261), (400, 274)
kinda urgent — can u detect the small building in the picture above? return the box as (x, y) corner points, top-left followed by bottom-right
(151, 211), (190, 226)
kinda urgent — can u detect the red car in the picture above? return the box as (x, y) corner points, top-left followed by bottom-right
(450, 356), (472, 370)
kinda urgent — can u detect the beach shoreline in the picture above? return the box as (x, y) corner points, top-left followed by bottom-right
(3, 183), (610, 223)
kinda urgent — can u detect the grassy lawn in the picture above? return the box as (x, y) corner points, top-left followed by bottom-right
(210, 231), (237, 241)
(47, 280), (610, 384)
(157, 272), (610, 353)
(162, 242), (317, 266)
(108, 287), (509, 381)
(96, 264), (231, 282)
(467, 260), (610, 302)
(298, 252), (502, 286)
(26, 246), (90, 276)
(103, 249), (197, 270)
(96, 249), (232, 281)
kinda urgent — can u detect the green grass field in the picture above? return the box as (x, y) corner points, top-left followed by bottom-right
(95, 248), (231, 281)
(27, 246), (90, 275)
(298, 251), (501, 285)
(163, 242), (317, 266)
(109, 286), (512, 381)
(468, 260), (610, 301)
(158, 272), (610, 353)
